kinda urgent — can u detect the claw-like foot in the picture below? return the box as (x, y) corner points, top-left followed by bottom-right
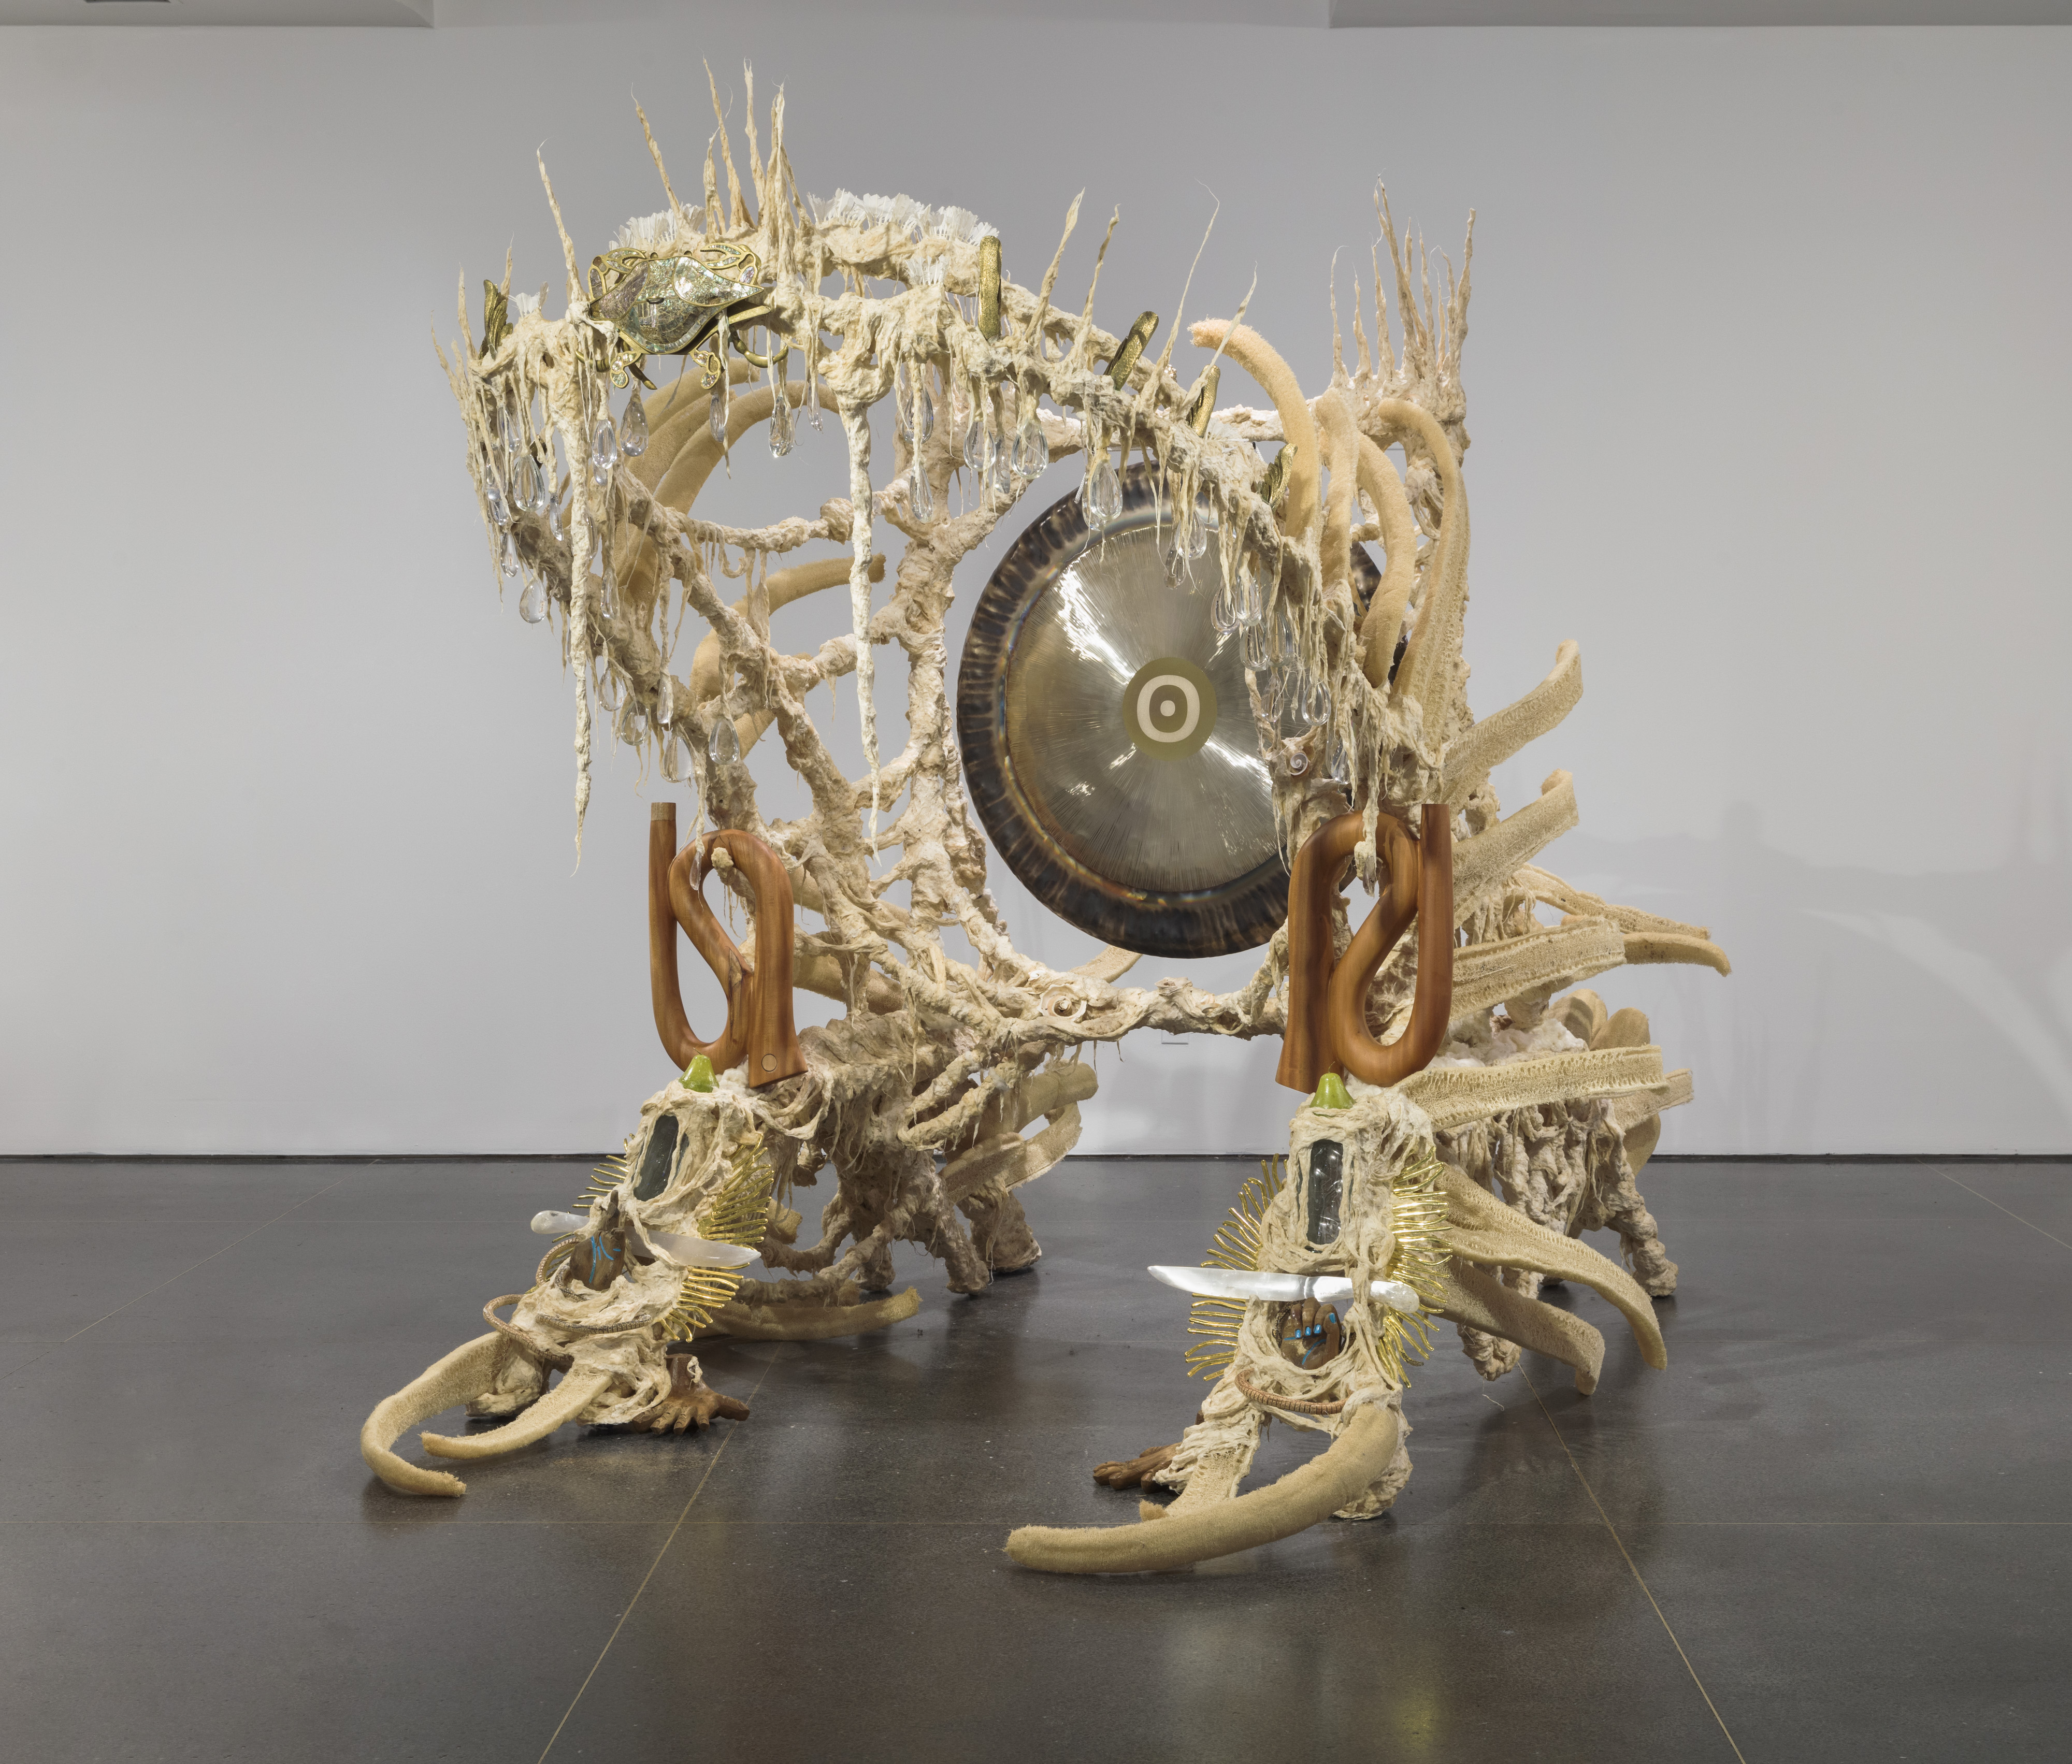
(1093, 1444), (1178, 1489)
(628, 1350), (751, 1434)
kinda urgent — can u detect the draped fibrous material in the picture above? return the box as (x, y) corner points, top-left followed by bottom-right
(363, 75), (1724, 1513)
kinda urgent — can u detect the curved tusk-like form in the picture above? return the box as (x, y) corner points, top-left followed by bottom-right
(1005, 1402), (1400, 1574)
(1436, 1162), (1667, 1370)
(419, 1366), (614, 1462)
(704, 1286), (921, 1341)
(1372, 396), (1469, 735)
(1354, 434), (1420, 688)
(1188, 319), (1321, 543)
(360, 1332), (504, 1498)
(1432, 1261), (1605, 1394)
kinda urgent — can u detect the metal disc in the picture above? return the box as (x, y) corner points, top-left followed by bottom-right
(957, 467), (1374, 959)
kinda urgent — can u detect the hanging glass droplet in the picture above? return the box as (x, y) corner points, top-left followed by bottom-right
(1278, 613), (1298, 664)
(618, 393), (649, 458)
(1325, 735), (1349, 783)
(594, 664), (621, 713)
(591, 417), (619, 485)
(963, 420), (987, 473)
(498, 530), (520, 580)
(1185, 503), (1212, 561)
(709, 717), (741, 763)
(484, 474), (510, 529)
(512, 453), (540, 514)
(1013, 417), (1049, 478)
(709, 380), (726, 442)
(1162, 533), (1190, 588)
(499, 408), (519, 455)
(1304, 678), (1331, 726)
(987, 446), (1012, 501)
(623, 704), (648, 745)
(532, 455), (556, 514)
(1242, 622), (1271, 670)
(546, 491), (564, 542)
(769, 394), (794, 457)
(1211, 577), (1240, 637)
(910, 467), (935, 522)
(913, 380), (934, 443)
(656, 673), (675, 727)
(1082, 453), (1122, 524)
(1239, 565), (1264, 628)
(517, 575), (546, 623)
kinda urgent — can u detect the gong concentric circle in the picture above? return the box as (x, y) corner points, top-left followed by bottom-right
(955, 466), (1287, 958)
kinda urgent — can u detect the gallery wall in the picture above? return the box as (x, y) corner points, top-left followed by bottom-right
(1, 18), (2066, 1155)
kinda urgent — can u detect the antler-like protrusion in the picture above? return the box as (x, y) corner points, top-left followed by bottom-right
(648, 804), (805, 1084)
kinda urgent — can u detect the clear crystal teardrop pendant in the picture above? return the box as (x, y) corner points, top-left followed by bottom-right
(1211, 577), (1240, 636)
(617, 392), (649, 458)
(517, 576), (546, 623)
(591, 417), (618, 485)
(1013, 416), (1048, 478)
(498, 530), (520, 580)
(709, 716), (741, 763)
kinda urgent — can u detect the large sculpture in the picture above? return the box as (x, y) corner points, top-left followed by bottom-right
(359, 79), (1728, 1550)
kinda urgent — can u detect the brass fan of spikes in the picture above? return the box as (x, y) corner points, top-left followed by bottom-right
(1184, 1164), (1276, 1379)
(1183, 1150), (1451, 1389)
(663, 1132), (775, 1339)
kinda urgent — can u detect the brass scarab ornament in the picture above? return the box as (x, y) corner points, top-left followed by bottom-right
(586, 238), (776, 389)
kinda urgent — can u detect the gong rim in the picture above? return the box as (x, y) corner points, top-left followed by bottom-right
(956, 467), (1303, 959)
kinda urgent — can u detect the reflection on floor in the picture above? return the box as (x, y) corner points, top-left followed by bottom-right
(2, 1155), (2067, 1761)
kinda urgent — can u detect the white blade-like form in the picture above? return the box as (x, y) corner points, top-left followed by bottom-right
(528, 1211), (756, 1270)
(646, 1231), (757, 1269)
(1146, 1266), (1421, 1313)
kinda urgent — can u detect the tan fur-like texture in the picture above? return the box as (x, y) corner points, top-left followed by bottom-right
(376, 91), (1725, 1509)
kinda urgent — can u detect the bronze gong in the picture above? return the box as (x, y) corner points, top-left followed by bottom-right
(957, 466), (1379, 958)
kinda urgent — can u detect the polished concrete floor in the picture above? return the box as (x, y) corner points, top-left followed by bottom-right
(2, 1154), (2067, 1762)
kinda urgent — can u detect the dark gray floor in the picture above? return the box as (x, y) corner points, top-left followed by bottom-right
(2, 1155), (2067, 1762)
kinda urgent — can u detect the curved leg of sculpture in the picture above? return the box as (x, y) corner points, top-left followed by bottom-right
(420, 1368), (615, 1461)
(1004, 1404), (1400, 1575)
(1433, 1262), (1605, 1394)
(1438, 1163), (1666, 1370)
(359, 1333), (504, 1498)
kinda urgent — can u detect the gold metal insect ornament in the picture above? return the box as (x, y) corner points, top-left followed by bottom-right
(584, 238), (776, 388)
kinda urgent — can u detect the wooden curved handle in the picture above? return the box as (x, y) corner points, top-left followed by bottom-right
(1276, 804), (1454, 1093)
(648, 805), (806, 1086)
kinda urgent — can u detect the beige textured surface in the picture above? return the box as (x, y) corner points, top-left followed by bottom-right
(393, 96), (1727, 1511)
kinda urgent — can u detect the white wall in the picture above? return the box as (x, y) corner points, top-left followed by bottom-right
(1, 20), (2066, 1155)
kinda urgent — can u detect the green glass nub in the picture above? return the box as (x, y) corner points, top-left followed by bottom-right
(683, 1054), (716, 1093)
(1312, 1072), (1351, 1111)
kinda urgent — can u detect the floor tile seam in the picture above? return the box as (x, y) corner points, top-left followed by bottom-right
(534, 1354), (780, 1764)
(1521, 1368), (1749, 1764)
(0, 1346), (64, 1387)
(56, 1173), (356, 1343)
(1922, 1163), (2072, 1252)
